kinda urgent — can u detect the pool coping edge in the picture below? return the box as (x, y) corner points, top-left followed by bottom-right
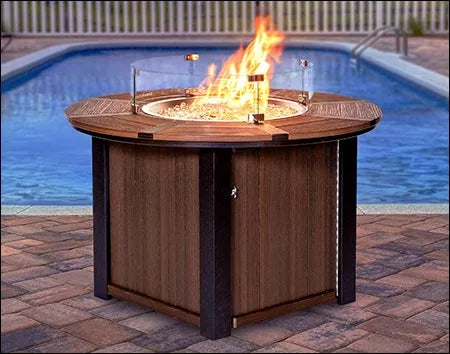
(1, 38), (448, 99)
(1, 204), (448, 216)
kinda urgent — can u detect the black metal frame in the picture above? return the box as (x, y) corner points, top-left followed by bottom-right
(92, 137), (111, 300)
(337, 137), (357, 304)
(199, 149), (232, 339)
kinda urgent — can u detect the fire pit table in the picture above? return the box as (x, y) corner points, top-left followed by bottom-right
(66, 86), (381, 339)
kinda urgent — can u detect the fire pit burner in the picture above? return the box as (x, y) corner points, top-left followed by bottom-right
(140, 96), (307, 121)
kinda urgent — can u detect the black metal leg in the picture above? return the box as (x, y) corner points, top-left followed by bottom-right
(199, 149), (232, 339)
(337, 137), (357, 305)
(92, 138), (111, 300)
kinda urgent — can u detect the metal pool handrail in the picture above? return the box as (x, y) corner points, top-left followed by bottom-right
(351, 26), (409, 61)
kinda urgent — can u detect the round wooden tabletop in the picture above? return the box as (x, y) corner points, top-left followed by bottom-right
(65, 89), (381, 148)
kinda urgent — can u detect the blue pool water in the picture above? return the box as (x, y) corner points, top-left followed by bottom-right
(1, 47), (448, 205)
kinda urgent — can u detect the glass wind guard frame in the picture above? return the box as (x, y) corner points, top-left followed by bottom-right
(130, 54), (314, 122)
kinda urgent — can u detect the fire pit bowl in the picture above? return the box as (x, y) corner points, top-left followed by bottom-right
(140, 95), (307, 121)
(65, 88), (381, 339)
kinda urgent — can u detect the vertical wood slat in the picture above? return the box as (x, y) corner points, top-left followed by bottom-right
(287, 1), (292, 33)
(368, 1), (373, 32)
(332, 1), (337, 32)
(277, 1), (284, 32)
(187, 1), (193, 33)
(430, 1), (436, 32)
(1, 1), (11, 33)
(323, 1), (328, 33)
(87, 1), (92, 33)
(40, 1), (47, 33)
(96, 1), (102, 33)
(376, 1), (383, 29)
(215, 1), (220, 32)
(22, 1), (28, 33)
(404, 1), (410, 31)
(59, 1), (65, 33)
(206, 1), (211, 33)
(104, 1), (110, 33)
(233, 1), (238, 33)
(177, 1), (183, 33)
(224, 0), (229, 33)
(151, 1), (156, 33)
(76, 0), (83, 33)
(159, 1), (165, 33)
(141, 1), (146, 32)
(439, 0), (446, 32)
(341, 1), (346, 32)
(359, 1), (365, 32)
(114, 1), (120, 33)
(242, 1), (247, 33)
(197, 1), (202, 33)
(50, 1), (56, 33)
(123, 0), (128, 33)
(421, 1), (427, 30)
(68, 1), (74, 34)
(314, 1), (319, 32)
(305, 1), (310, 32)
(413, 0), (419, 19)
(168, 0), (174, 33)
(350, 1), (355, 32)
(13, 1), (19, 33)
(31, 1), (37, 33)
(296, 1), (302, 32)
(386, 1), (392, 27)
(132, 1), (138, 33)
(395, 1), (401, 29)
(259, 0), (265, 18)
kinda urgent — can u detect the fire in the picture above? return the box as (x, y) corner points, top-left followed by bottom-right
(193, 16), (285, 114)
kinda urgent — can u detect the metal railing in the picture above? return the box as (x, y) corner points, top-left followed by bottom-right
(351, 26), (409, 60)
(1, 1), (448, 37)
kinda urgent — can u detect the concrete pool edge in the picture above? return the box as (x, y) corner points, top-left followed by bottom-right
(1, 204), (448, 216)
(1, 38), (448, 99)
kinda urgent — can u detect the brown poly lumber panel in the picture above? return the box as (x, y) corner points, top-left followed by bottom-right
(231, 143), (337, 316)
(65, 89), (381, 145)
(280, 119), (373, 141)
(65, 98), (132, 117)
(307, 101), (382, 121)
(153, 121), (275, 142)
(109, 143), (200, 313)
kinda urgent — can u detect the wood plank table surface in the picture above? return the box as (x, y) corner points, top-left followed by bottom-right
(65, 89), (381, 146)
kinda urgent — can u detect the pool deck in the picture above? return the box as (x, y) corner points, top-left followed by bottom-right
(1, 35), (449, 76)
(1, 214), (449, 353)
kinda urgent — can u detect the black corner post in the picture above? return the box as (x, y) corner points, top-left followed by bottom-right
(337, 137), (357, 305)
(92, 137), (111, 300)
(199, 149), (232, 340)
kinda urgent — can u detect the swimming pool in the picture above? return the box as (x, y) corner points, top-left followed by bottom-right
(1, 47), (448, 205)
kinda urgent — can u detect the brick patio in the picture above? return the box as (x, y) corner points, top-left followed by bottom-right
(1, 214), (448, 353)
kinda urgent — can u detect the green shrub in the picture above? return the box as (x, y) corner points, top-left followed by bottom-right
(408, 17), (423, 36)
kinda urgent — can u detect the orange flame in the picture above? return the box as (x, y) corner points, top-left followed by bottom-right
(193, 16), (284, 113)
